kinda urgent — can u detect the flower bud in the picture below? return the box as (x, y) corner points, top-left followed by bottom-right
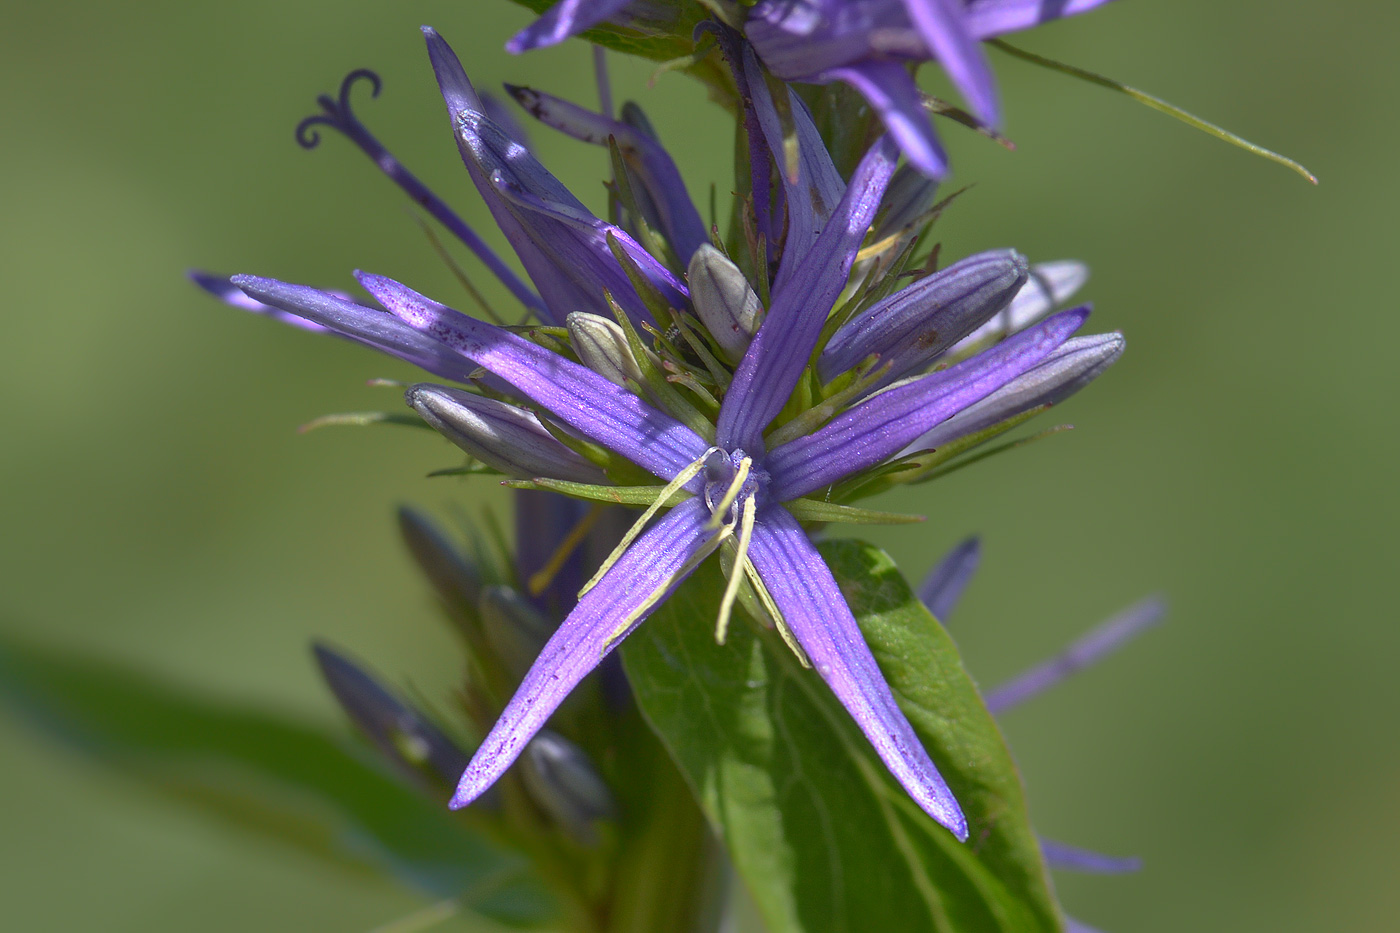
(952, 260), (1089, 353)
(910, 330), (1124, 452)
(406, 384), (606, 484)
(312, 642), (470, 791)
(687, 243), (762, 363)
(566, 312), (645, 387)
(397, 505), (482, 617)
(479, 585), (555, 682)
(819, 250), (1029, 383)
(519, 729), (616, 845)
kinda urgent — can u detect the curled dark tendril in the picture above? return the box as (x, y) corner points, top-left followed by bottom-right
(295, 68), (383, 149)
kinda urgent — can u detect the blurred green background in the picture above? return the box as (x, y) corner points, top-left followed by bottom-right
(2, 0), (1395, 930)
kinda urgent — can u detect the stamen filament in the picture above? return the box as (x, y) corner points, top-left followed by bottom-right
(715, 495), (757, 645)
(740, 558), (812, 668)
(601, 526), (731, 653)
(579, 452), (711, 597)
(527, 504), (606, 597)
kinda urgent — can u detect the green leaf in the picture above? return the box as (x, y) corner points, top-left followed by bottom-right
(622, 539), (1063, 933)
(0, 633), (553, 927)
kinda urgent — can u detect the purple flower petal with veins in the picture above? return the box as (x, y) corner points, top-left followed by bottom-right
(505, 84), (708, 263)
(746, 506), (968, 838)
(452, 496), (715, 807)
(505, 0), (635, 54)
(717, 134), (899, 452)
(768, 307), (1088, 500)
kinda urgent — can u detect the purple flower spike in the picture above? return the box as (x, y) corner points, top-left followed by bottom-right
(824, 62), (949, 176)
(452, 497), (715, 808)
(984, 595), (1166, 714)
(505, 0), (635, 54)
(211, 42), (1129, 846)
(746, 507), (968, 839)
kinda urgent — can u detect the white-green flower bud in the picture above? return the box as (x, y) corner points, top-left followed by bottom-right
(687, 243), (762, 363)
(567, 312), (645, 387)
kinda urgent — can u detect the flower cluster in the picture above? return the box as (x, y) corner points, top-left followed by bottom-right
(507, 0), (1119, 175)
(200, 23), (1122, 841)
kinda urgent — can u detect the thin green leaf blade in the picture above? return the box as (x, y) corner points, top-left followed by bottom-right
(0, 633), (552, 927)
(622, 539), (1062, 933)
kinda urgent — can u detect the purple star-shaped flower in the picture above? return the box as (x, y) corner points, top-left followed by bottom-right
(211, 26), (1109, 841)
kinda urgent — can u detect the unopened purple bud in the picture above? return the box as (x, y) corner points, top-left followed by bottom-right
(406, 384), (606, 484)
(819, 250), (1029, 383)
(687, 244), (763, 363)
(479, 585), (555, 682)
(909, 330), (1122, 452)
(519, 729), (616, 845)
(567, 312), (645, 387)
(397, 506), (481, 615)
(312, 642), (470, 792)
(953, 260), (1089, 353)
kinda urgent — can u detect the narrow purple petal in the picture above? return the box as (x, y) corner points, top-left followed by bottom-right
(824, 62), (948, 177)
(505, 0), (634, 53)
(740, 42), (847, 293)
(963, 0), (1120, 40)
(907, 330), (1123, 454)
(918, 536), (982, 622)
(424, 27), (684, 325)
(506, 85), (708, 263)
(746, 506), (967, 838)
(191, 270), (331, 334)
(983, 595), (1166, 714)
(717, 135), (900, 453)
(1039, 837), (1142, 874)
(488, 171), (689, 319)
(901, 0), (1001, 126)
(355, 272), (709, 482)
(1064, 917), (1109, 933)
(769, 307), (1087, 500)
(227, 276), (483, 384)
(451, 497), (713, 808)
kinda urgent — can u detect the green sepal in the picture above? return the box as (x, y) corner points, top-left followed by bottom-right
(783, 498), (925, 525)
(297, 411), (432, 433)
(504, 477), (690, 509)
